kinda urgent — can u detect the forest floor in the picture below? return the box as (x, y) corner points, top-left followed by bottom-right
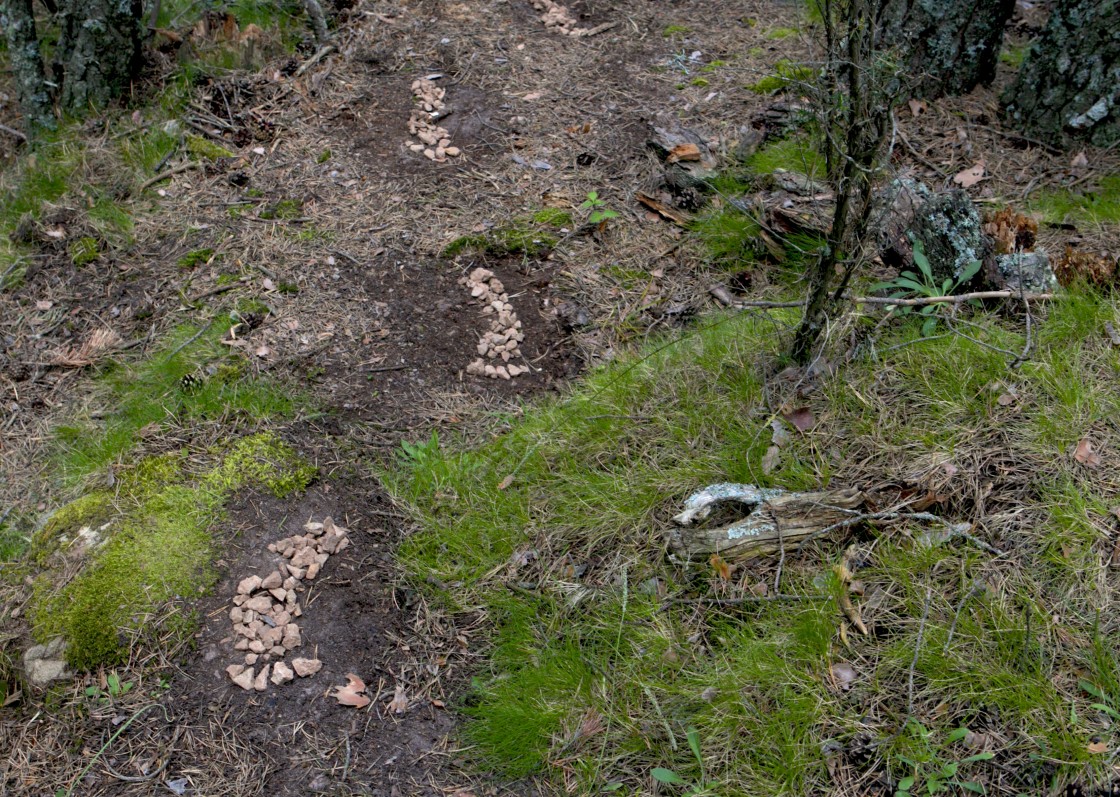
(2, 1), (1120, 796)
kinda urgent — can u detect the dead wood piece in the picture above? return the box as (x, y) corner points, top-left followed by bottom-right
(635, 191), (692, 226)
(669, 483), (865, 562)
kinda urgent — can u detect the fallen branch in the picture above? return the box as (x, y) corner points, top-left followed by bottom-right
(853, 290), (1054, 307)
(136, 161), (199, 194)
(0, 122), (28, 142)
(294, 44), (336, 78)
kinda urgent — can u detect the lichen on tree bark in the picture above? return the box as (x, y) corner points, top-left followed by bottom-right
(2, 0), (55, 136)
(878, 0), (1015, 98)
(55, 0), (144, 112)
(1002, 0), (1120, 148)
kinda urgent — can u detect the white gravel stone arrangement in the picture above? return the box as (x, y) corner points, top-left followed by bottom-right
(406, 77), (461, 162)
(529, 0), (614, 36)
(224, 517), (350, 691)
(461, 267), (529, 380)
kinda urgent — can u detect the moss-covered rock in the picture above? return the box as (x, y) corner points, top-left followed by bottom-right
(29, 432), (314, 670)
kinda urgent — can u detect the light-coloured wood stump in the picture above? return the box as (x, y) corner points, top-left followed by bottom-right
(668, 483), (865, 562)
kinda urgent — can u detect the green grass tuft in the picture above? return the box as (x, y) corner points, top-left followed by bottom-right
(1029, 175), (1120, 225)
(749, 59), (815, 94)
(53, 324), (301, 485)
(746, 135), (823, 178)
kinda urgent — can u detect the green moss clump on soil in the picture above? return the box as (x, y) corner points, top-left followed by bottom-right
(749, 59), (815, 94)
(186, 135), (235, 161)
(444, 212), (562, 257)
(1029, 175), (1120, 225)
(177, 248), (216, 269)
(69, 236), (102, 266)
(30, 432), (314, 670)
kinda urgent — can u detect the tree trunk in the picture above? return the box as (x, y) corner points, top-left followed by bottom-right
(1002, 0), (1120, 148)
(879, 0), (1016, 98)
(55, 0), (144, 112)
(2, 0), (55, 136)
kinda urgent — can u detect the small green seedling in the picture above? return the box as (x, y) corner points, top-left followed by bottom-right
(580, 191), (620, 228)
(895, 724), (994, 796)
(872, 239), (981, 335)
(84, 672), (134, 703)
(651, 727), (716, 794)
(1080, 679), (1120, 722)
(399, 430), (440, 468)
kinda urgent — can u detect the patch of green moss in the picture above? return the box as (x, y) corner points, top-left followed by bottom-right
(69, 236), (102, 266)
(999, 43), (1029, 68)
(186, 135), (235, 161)
(30, 491), (114, 564)
(202, 432), (317, 498)
(259, 199), (303, 220)
(177, 248), (216, 269)
(531, 208), (572, 227)
(691, 77), (710, 87)
(701, 60), (728, 73)
(749, 59), (814, 94)
(317, 148), (332, 164)
(444, 215), (559, 257)
(216, 272), (241, 286)
(765, 27), (799, 39)
(31, 432), (314, 669)
(662, 24), (690, 37)
(746, 135), (824, 179)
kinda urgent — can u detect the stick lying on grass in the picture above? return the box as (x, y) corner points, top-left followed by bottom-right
(669, 483), (1005, 562)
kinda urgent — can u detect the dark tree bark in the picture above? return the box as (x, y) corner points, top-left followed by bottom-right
(54, 0), (144, 112)
(2, 0), (55, 136)
(879, 0), (1016, 98)
(1002, 0), (1120, 148)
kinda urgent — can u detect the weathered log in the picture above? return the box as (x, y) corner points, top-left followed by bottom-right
(668, 483), (865, 562)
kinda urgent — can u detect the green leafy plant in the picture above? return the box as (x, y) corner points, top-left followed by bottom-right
(84, 671), (133, 703)
(872, 239), (982, 335)
(580, 191), (619, 227)
(651, 727), (716, 794)
(895, 724), (994, 796)
(399, 430), (441, 468)
(1080, 679), (1120, 722)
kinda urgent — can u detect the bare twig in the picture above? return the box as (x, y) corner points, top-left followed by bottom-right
(136, 161), (199, 194)
(907, 589), (933, 719)
(294, 44), (336, 78)
(665, 594), (831, 607)
(0, 122), (28, 142)
(853, 290), (1054, 307)
(166, 319), (214, 359)
(944, 580), (985, 654)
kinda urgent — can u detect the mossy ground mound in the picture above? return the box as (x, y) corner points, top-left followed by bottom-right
(31, 432), (314, 671)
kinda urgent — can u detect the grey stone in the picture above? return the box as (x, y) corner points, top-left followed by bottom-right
(23, 637), (73, 688)
(993, 251), (1059, 293)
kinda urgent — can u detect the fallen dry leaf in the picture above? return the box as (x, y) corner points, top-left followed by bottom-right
(262, 277), (276, 291)
(710, 553), (732, 581)
(952, 161), (986, 189)
(1105, 322), (1120, 347)
(830, 662), (857, 691)
(1087, 739), (1108, 755)
(254, 344), (271, 358)
(331, 673), (370, 708)
(35, 300), (53, 311)
(387, 683), (408, 713)
(782, 406), (816, 432)
(761, 445), (781, 475)
(1073, 437), (1102, 468)
(907, 98), (927, 118)
(1071, 151), (1089, 169)
(770, 419), (791, 448)
(497, 474), (515, 490)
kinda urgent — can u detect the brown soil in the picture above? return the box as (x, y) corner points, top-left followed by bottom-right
(3, 0), (1119, 795)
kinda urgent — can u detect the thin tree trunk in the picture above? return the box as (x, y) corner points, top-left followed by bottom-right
(1003, 0), (1120, 148)
(55, 0), (144, 112)
(2, 0), (55, 137)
